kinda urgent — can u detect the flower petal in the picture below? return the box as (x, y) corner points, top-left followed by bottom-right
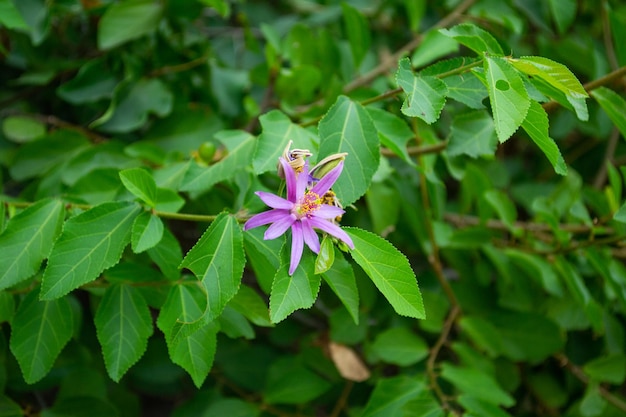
(279, 158), (297, 203)
(255, 191), (293, 210)
(243, 209), (289, 230)
(289, 222), (304, 275)
(265, 213), (296, 240)
(308, 217), (354, 249)
(295, 161), (309, 200)
(314, 204), (345, 219)
(311, 160), (343, 196)
(301, 218), (320, 253)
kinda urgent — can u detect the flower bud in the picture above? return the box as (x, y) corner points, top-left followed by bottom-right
(310, 152), (348, 180)
(277, 140), (312, 178)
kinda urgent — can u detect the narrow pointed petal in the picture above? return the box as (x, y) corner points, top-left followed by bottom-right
(279, 157), (297, 203)
(295, 161), (309, 200)
(314, 204), (345, 219)
(265, 213), (296, 240)
(301, 218), (320, 253)
(255, 191), (293, 210)
(308, 217), (354, 249)
(244, 209), (289, 230)
(289, 222), (304, 275)
(311, 160), (344, 196)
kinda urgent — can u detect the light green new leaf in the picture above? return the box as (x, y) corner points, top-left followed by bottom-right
(95, 284), (153, 382)
(441, 363), (514, 406)
(370, 327), (429, 366)
(521, 101), (568, 175)
(361, 376), (426, 417)
(119, 168), (158, 207)
(131, 212), (164, 253)
(321, 252), (359, 324)
(179, 213), (245, 324)
(158, 284), (217, 388)
(396, 58), (448, 124)
(2, 116), (45, 143)
(0, 199), (64, 290)
(591, 87), (626, 141)
(447, 110), (497, 158)
(510, 56), (587, 99)
(269, 250), (320, 323)
(484, 56), (530, 142)
(97, 0), (163, 50)
(318, 96), (380, 207)
(0, 0), (28, 30)
(253, 110), (318, 174)
(439, 23), (504, 55)
(346, 227), (425, 319)
(314, 236), (335, 274)
(180, 130), (255, 194)
(9, 290), (74, 383)
(342, 3), (371, 67)
(40, 202), (141, 300)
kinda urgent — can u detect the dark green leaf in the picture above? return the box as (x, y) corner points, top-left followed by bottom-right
(322, 252), (359, 325)
(264, 358), (332, 404)
(370, 327), (428, 366)
(591, 87), (626, 141)
(119, 168), (158, 207)
(441, 363), (514, 406)
(243, 227), (283, 294)
(521, 100), (568, 175)
(98, 0), (163, 50)
(131, 212), (164, 253)
(447, 110), (497, 158)
(0, 199), (64, 290)
(147, 228), (183, 280)
(361, 376), (426, 417)
(583, 353), (626, 384)
(40, 202), (141, 300)
(341, 3), (371, 67)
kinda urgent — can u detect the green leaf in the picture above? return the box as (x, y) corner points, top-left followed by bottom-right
(591, 87), (626, 141)
(483, 190), (517, 230)
(2, 116), (45, 143)
(459, 316), (503, 357)
(458, 395), (514, 417)
(243, 227), (283, 294)
(147, 228), (183, 280)
(119, 168), (158, 207)
(228, 284), (272, 327)
(361, 376), (426, 417)
(441, 363), (514, 406)
(521, 100), (568, 175)
(370, 327), (429, 366)
(179, 213), (245, 324)
(201, 399), (258, 417)
(439, 23), (504, 55)
(341, 3), (371, 67)
(0, 0), (28, 30)
(264, 358), (332, 404)
(158, 283), (218, 388)
(12, 0), (48, 44)
(510, 56), (587, 99)
(95, 284), (154, 382)
(0, 291), (15, 324)
(9, 290), (74, 384)
(443, 73), (488, 109)
(367, 107), (414, 165)
(269, 250), (320, 323)
(155, 188), (185, 213)
(411, 29), (459, 68)
(580, 382), (606, 417)
(321, 251), (359, 325)
(198, 0), (230, 18)
(131, 212), (164, 253)
(548, 0), (576, 33)
(97, 0), (163, 50)
(318, 96), (380, 207)
(315, 236), (335, 274)
(484, 56), (531, 142)
(0, 394), (23, 417)
(346, 228), (425, 319)
(253, 110), (318, 175)
(41, 397), (119, 417)
(40, 202), (141, 300)
(505, 249), (564, 297)
(0, 199), (64, 290)
(57, 58), (118, 104)
(447, 110), (497, 158)
(396, 58), (448, 124)
(180, 131), (255, 194)
(583, 353), (626, 384)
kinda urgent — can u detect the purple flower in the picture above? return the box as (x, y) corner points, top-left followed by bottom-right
(244, 157), (354, 275)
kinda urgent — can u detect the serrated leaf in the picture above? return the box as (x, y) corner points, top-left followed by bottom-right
(40, 202), (141, 300)
(269, 249), (320, 323)
(484, 56), (530, 142)
(439, 23), (504, 55)
(253, 110), (318, 175)
(443, 73), (488, 109)
(342, 3), (371, 67)
(157, 283), (218, 388)
(0, 199), (64, 290)
(97, 0), (163, 50)
(441, 363), (514, 406)
(318, 96), (380, 207)
(95, 284), (153, 382)
(521, 100), (568, 175)
(131, 212), (164, 253)
(591, 87), (626, 141)
(179, 213), (245, 325)
(361, 376), (426, 417)
(510, 56), (587, 99)
(180, 131), (255, 194)
(119, 168), (158, 207)
(346, 227), (425, 319)
(9, 289), (74, 383)
(322, 251), (359, 325)
(447, 110), (497, 158)
(396, 58), (448, 124)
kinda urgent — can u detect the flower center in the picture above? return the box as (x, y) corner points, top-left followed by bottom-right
(294, 191), (321, 219)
